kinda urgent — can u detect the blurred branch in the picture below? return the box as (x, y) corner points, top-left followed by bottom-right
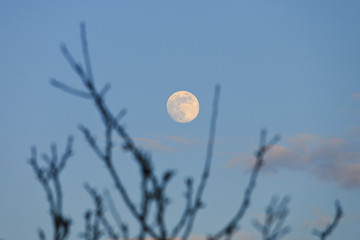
(80, 22), (94, 83)
(171, 177), (193, 237)
(252, 196), (291, 240)
(209, 130), (281, 240)
(57, 22), (160, 239)
(38, 229), (46, 240)
(181, 84), (221, 240)
(312, 200), (343, 240)
(50, 78), (91, 99)
(45, 22), (345, 240)
(103, 189), (129, 239)
(80, 184), (119, 240)
(29, 136), (73, 240)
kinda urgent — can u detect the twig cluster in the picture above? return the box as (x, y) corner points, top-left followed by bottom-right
(51, 22), (282, 240)
(29, 23), (344, 240)
(29, 136), (74, 240)
(252, 196), (291, 240)
(79, 184), (119, 240)
(50, 22), (225, 240)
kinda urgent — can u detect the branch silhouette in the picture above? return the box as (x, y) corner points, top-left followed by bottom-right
(252, 196), (291, 240)
(312, 200), (343, 240)
(79, 184), (119, 240)
(103, 189), (129, 239)
(28, 22), (345, 240)
(51, 22), (223, 240)
(29, 136), (73, 240)
(208, 130), (281, 240)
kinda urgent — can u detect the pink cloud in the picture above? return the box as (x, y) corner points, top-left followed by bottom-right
(302, 207), (333, 230)
(227, 134), (360, 188)
(161, 136), (193, 144)
(351, 92), (360, 99)
(134, 137), (176, 152)
(133, 135), (198, 153)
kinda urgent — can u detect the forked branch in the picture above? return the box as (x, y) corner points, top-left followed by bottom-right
(208, 130), (281, 240)
(29, 136), (73, 240)
(252, 196), (291, 240)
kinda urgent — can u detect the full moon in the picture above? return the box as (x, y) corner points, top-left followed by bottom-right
(167, 91), (199, 123)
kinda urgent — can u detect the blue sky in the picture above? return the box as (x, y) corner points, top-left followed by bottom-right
(0, 1), (360, 239)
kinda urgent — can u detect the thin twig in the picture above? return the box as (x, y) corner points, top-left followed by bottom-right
(312, 200), (343, 240)
(83, 184), (119, 240)
(103, 189), (129, 239)
(209, 130), (280, 240)
(171, 177), (193, 237)
(182, 85), (221, 240)
(50, 78), (91, 99)
(252, 196), (291, 240)
(29, 137), (73, 240)
(80, 22), (94, 83)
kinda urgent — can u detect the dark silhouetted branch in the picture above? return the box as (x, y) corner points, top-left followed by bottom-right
(312, 200), (343, 240)
(80, 184), (119, 240)
(171, 177), (193, 237)
(80, 22), (94, 84)
(57, 23), (160, 239)
(182, 84), (220, 240)
(50, 78), (92, 99)
(252, 196), (291, 240)
(38, 229), (46, 240)
(43, 22), (345, 240)
(29, 136), (73, 240)
(104, 189), (129, 239)
(209, 130), (281, 240)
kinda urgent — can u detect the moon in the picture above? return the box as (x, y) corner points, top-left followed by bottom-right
(167, 91), (199, 123)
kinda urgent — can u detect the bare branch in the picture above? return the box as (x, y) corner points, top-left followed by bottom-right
(83, 184), (119, 240)
(60, 44), (89, 86)
(182, 84), (220, 240)
(79, 210), (92, 240)
(252, 196), (291, 240)
(57, 25), (161, 239)
(80, 22), (94, 83)
(58, 136), (74, 172)
(155, 170), (176, 239)
(115, 109), (127, 123)
(312, 200), (343, 240)
(209, 130), (281, 240)
(99, 83), (111, 97)
(104, 189), (129, 239)
(37, 21), (346, 240)
(171, 177), (193, 237)
(78, 125), (105, 160)
(38, 228), (46, 240)
(29, 137), (73, 240)
(50, 78), (92, 99)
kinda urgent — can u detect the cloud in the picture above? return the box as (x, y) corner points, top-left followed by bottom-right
(302, 207), (333, 230)
(302, 207), (360, 231)
(161, 135), (192, 145)
(227, 134), (360, 188)
(351, 92), (360, 99)
(133, 135), (198, 153)
(134, 137), (176, 152)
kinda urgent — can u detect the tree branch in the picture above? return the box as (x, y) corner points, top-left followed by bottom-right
(252, 196), (291, 240)
(29, 137), (73, 240)
(312, 200), (343, 240)
(182, 84), (221, 240)
(209, 130), (280, 240)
